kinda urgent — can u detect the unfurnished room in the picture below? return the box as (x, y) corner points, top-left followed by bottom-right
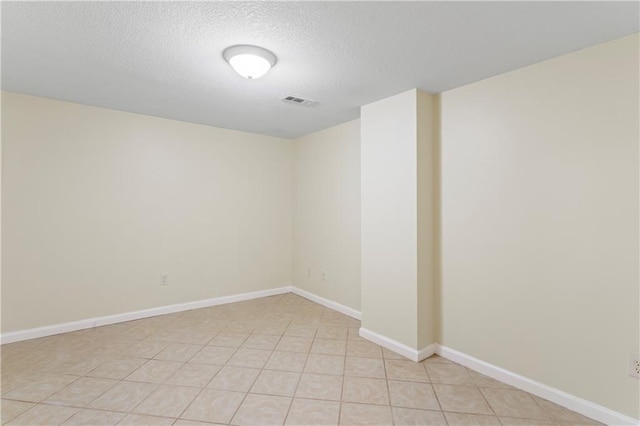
(0, 1), (639, 425)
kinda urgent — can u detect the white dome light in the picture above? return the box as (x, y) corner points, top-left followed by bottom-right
(223, 45), (277, 79)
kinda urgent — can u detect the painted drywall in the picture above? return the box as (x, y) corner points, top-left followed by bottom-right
(440, 33), (640, 419)
(416, 90), (439, 349)
(361, 89), (438, 350)
(2, 92), (293, 333)
(292, 120), (361, 311)
(361, 90), (418, 348)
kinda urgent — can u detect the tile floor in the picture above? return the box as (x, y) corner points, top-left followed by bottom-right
(1, 293), (600, 425)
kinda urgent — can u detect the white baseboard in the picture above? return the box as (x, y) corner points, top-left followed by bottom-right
(0, 286), (292, 345)
(359, 327), (436, 362)
(290, 286), (361, 320)
(437, 345), (639, 426)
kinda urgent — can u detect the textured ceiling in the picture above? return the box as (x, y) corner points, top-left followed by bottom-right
(2, 1), (638, 138)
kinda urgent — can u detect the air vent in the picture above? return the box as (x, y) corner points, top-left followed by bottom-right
(282, 95), (316, 107)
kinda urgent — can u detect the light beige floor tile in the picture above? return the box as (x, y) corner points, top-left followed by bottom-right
(310, 339), (347, 356)
(227, 348), (272, 368)
(320, 315), (356, 328)
(174, 420), (224, 426)
(126, 359), (182, 383)
(382, 348), (407, 360)
(316, 327), (348, 340)
(444, 412), (502, 425)
(433, 384), (493, 415)
(224, 322), (255, 334)
(304, 354), (345, 376)
(45, 377), (117, 407)
(254, 323), (289, 336)
(181, 389), (244, 424)
(339, 402), (393, 425)
(344, 357), (385, 378)
(265, 351), (308, 372)
(0, 400), (34, 424)
(285, 398), (340, 425)
(1, 374), (31, 396)
(166, 363), (221, 387)
(276, 337), (313, 353)
(284, 325), (317, 338)
(242, 334), (281, 350)
(346, 341), (383, 358)
(342, 377), (389, 405)
(40, 356), (104, 376)
(295, 374), (343, 401)
(148, 329), (216, 346)
(190, 346), (236, 365)
(392, 407), (447, 425)
(187, 332), (221, 346)
(466, 370), (514, 389)
(3, 374), (78, 402)
(6, 404), (78, 425)
(133, 384), (200, 418)
(532, 396), (599, 424)
(385, 360), (430, 382)
(174, 420), (223, 426)
(141, 329), (179, 342)
(154, 343), (202, 362)
(347, 328), (365, 341)
(88, 381), (157, 412)
(87, 357), (148, 380)
(251, 370), (300, 397)
(426, 363), (474, 385)
(480, 388), (549, 420)
(62, 409), (125, 425)
(290, 315), (322, 326)
(119, 413), (175, 425)
(2, 295), (594, 426)
(126, 341), (170, 359)
(208, 366), (260, 392)
(208, 333), (249, 348)
(498, 417), (556, 425)
(421, 355), (453, 364)
(231, 394), (291, 426)
(388, 380), (439, 410)
(117, 326), (155, 341)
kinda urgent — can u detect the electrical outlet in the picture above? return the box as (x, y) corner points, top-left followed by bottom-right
(161, 274), (169, 287)
(321, 271), (327, 281)
(630, 353), (640, 379)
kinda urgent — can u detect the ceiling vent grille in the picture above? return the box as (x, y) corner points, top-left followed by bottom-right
(282, 95), (316, 107)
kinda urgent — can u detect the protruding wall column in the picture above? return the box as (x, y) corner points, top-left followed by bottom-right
(360, 88), (438, 361)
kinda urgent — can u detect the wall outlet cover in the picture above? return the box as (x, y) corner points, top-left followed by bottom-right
(630, 353), (640, 379)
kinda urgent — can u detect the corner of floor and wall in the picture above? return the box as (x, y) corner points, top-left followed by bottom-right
(2, 34), (639, 424)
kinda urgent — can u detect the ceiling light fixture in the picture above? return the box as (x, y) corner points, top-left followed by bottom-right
(223, 45), (277, 80)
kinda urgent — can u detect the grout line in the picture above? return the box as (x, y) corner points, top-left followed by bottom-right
(338, 331), (347, 424)
(222, 302), (294, 425)
(381, 344), (395, 425)
(142, 329), (238, 420)
(477, 384), (499, 418)
(282, 326), (314, 425)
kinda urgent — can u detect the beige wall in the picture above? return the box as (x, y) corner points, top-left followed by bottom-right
(2, 92), (293, 333)
(416, 90), (439, 349)
(292, 120), (361, 311)
(440, 34), (639, 418)
(361, 89), (438, 349)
